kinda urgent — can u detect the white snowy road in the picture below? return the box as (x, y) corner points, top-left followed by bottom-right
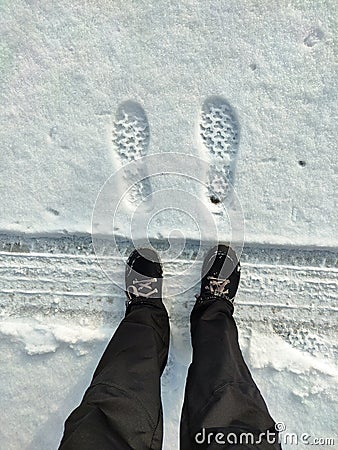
(0, 236), (337, 449)
(1, 0), (337, 448)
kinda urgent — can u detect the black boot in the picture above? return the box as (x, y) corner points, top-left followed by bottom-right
(197, 244), (241, 303)
(125, 247), (163, 309)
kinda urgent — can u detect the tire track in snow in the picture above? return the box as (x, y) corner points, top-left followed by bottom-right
(0, 244), (336, 313)
(0, 237), (337, 359)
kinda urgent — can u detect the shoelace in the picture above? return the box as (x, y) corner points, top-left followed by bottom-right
(195, 276), (231, 301)
(127, 277), (158, 299)
(206, 276), (230, 296)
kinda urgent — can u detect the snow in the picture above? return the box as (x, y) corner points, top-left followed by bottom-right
(1, 0), (337, 245)
(0, 0), (337, 449)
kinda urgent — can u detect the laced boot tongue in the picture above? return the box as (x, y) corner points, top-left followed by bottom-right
(202, 253), (233, 295)
(207, 276), (231, 297)
(126, 277), (159, 301)
(198, 245), (241, 302)
(198, 276), (232, 302)
(125, 248), (163, 307)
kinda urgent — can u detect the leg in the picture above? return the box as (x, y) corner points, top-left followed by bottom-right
(59, 302), (169, 450)
(180, 300), (280, 449)
(59, 249), (169, 450)
(180, 245), (280, 449)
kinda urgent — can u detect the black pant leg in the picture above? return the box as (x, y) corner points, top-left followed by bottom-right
(59, 301), (169, 450)
(180, 299), (280, 450)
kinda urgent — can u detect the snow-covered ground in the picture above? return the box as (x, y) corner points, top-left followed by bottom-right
(0, 1), (337, 449)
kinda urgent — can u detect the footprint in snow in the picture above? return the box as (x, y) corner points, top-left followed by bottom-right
(199, 96), (240, 206)
(112, 100), (152, 207)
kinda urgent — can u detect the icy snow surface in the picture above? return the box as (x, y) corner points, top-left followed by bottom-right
(0, 0), (337, 449)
